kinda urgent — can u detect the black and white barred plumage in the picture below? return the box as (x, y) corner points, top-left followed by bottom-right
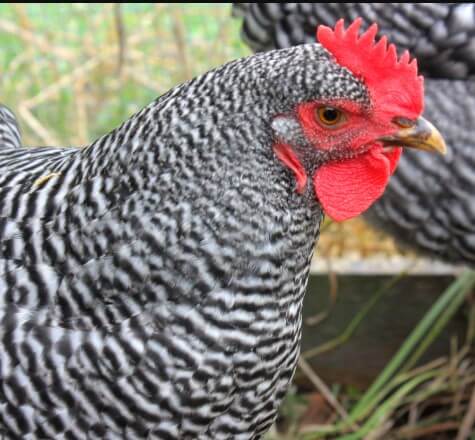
(0, 44), (372, 438)
(0, 105), (21, 150)
(234, 3), (475, 265)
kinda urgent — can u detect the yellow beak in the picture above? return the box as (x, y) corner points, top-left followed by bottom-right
(378, 116), (447, 155)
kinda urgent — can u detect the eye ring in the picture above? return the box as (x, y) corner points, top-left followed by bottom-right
(316, 106), (346, 127)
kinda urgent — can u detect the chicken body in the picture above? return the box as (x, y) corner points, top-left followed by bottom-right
(0, 13), (443, 436)
(0, 45), (357, 439)
(235, 3), (475, 264)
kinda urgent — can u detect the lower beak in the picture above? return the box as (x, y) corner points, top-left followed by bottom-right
(378, 116), (447, 155)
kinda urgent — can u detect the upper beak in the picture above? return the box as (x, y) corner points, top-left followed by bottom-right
(378, 116), (447, 155)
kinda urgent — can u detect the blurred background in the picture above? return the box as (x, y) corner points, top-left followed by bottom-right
(0, 4), (473, 439)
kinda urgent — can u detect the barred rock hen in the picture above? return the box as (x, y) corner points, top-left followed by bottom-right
(0, 20), (443, 439)
(234, 3), (475, 264)
(0, 105), (21, 150)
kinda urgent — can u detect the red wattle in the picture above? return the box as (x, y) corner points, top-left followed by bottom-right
(387, 147), (402, 175)
(273, 143), (308, 193)
(314, 146), (401, 221)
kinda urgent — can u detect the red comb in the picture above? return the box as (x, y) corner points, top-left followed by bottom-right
(317, 18), (423, 118)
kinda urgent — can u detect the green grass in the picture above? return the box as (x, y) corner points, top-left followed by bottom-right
(297, 271), (475, 440)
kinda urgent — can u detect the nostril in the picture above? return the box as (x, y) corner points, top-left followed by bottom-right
(392, 116), (416, 128)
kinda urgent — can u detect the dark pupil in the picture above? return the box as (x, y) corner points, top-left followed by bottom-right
(323, 107), (339, 121)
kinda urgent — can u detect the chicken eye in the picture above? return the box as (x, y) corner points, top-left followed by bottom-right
(316, 106), (345, 127)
